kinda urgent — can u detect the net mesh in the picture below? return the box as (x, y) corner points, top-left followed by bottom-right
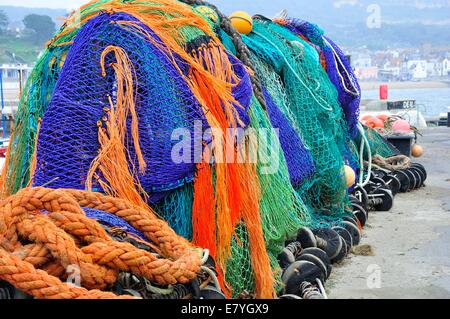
(1, 0), (365, 298)
(34, 12), (209, 196)
(225, 96), (312, 296)
(356, 126), (400, 159)
(243, 18), (352, 216)
(279, 19), (361, 139)
(153, 184), (194, 240)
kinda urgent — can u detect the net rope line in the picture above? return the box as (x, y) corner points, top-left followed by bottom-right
(357, 123), (372, 187)
(322, 37), (359, 97)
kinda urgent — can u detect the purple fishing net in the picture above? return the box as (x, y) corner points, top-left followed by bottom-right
(264, 88), (315, 187)
(33, 12), (252, 201)
(84, 208), (149, 242)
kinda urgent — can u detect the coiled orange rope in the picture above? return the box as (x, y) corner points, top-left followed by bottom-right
(0, 187), (202, 299)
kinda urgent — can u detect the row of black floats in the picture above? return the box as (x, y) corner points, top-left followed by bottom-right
(278, 162), (427, 299)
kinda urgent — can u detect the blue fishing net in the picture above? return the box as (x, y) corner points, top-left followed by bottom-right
(219, 28), (316, 188)
(263, 88), (315, 187)
(84, 208), (149, 241)
(34, 12), (209, 196)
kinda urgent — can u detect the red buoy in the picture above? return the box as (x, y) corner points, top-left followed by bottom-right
(379, 84), (388, 100)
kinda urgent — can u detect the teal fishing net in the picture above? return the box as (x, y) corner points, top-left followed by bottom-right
(243, 18), (353, 216)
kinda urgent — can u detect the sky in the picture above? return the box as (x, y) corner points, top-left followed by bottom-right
(1, 0), (449, 10)
(0, 0), (87, 9)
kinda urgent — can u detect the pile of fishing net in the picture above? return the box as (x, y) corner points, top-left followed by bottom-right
(0, 0), (366, 299)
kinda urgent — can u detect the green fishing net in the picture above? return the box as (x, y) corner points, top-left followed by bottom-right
(225, 95), (312, 297)
(356, 126), (398, 159)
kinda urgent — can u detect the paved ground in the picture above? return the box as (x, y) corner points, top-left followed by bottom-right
(327, 127), (450, 299)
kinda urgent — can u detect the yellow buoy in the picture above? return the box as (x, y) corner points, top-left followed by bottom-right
(229, 11), (253, 35)
(344, 165), (356, 188)
(195, 5), (219, 23)
(412, 144), (424, 158)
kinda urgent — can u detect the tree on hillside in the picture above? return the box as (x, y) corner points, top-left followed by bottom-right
(0, 10), (8, 35)
(23, 14), (55, 46)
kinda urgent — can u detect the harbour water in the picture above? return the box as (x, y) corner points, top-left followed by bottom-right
(362, 87), (450, 117)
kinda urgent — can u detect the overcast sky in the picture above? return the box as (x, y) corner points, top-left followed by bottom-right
(0, 0), (87, 9)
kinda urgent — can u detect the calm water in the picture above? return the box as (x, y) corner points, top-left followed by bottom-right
(362, 87), (450, 117)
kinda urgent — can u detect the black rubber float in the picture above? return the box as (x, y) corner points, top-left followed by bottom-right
(382, 173), (401, 195)
(408, 167), (423, 189)
(313, 228), (343, 260)
(352, 186), (369, 211)
(298, 247), (332, 279)
(392, 170), (411, 193)
(372, 188), (394, 211)
(278, 247), (296, 270)
(341, 221), (361, 246)
(412, 163), (427, 182)
(296, 227), (317, 249)
(282, 261), (323, 296)
(295, 254), (327, 282)
(332, 226), (353, 248)
(401, 169), (417, 190)
(411, 166), (426, 187)
(372, 169), (388, 179)
(351, 202), (368, 227)
(331, 237), (348, 264)
(343, 215), (359, 227)
(370, 176), (389, 189)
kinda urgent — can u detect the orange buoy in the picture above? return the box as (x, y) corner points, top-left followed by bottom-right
(377, 114), (389, 123)
(229, 11), (253, 35)
(365, 116), (385, 129)
(344, 165), (356, 188)
(412, 144), (424, 158)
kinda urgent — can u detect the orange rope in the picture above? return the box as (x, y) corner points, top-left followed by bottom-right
(0, 187), (203, 299)
(192, 162), (216, 258)
(86, 45), (148, 209)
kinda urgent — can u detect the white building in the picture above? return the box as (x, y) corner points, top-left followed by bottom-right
(406, 60), (427, 80)
(443, 58), (450, 77)
(0, 64), (32, 80)
(1, 65), (32, 117)
(353, 54), (372, 68)
(379, 66), (400, 81)
(427, 60), (443, 77)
